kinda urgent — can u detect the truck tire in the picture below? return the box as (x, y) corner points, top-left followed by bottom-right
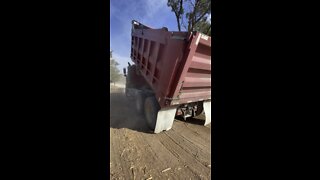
(135, 92), (145, 114)
(144, 96), (160, 130)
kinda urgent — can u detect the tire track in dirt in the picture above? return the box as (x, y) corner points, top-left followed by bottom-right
(176, 117), (211, 142)
(173, 121), (211, 150)
(130, 132), (179, 179)
(137, 132), (200, 179)
(125, 130), (160, 180)
(166, 128), (211, 167)
(157, 131), (211, 179)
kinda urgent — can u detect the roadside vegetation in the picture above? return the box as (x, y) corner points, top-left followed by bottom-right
(110, 50), (123, 85)
(167, 0), (211, 36)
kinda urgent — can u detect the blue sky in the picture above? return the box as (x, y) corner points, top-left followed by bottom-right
(110, 0), (179, 72)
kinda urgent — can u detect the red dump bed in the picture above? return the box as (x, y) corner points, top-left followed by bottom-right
(131, 21), (211, 108)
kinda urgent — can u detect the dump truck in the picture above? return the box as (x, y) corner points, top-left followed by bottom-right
(123, 20), (211, 133)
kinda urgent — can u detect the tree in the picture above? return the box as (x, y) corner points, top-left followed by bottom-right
(167, 0), (211, 36)
(110, 50), (121, 85)
(193, 17), (211, 36)
(167, 0), (184, 31)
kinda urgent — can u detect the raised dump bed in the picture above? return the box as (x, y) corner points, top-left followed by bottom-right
(124, 20), (211, 133)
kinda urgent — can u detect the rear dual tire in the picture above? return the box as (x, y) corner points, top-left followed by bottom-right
(135, 92), (145, 114)
(134, 91), (160, 131)
(144, 96), (160, 131)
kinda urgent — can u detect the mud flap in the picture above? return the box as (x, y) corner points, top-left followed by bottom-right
(154, 106), (178, 134)
(203, 100), (211, 126)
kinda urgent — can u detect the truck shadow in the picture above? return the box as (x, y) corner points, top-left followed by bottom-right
(110, 91), (154, 134)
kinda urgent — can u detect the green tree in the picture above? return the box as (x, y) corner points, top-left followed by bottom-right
(110, 50), (121, 85)
(167, 0), (184, 31)
(167, 0), (211, 36)
(193, 17), (211, 36)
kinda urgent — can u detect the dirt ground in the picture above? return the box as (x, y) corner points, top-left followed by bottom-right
(110, 85), (211, 180)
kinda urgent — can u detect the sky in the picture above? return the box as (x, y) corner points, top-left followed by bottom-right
(110, 0), (179, 72)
